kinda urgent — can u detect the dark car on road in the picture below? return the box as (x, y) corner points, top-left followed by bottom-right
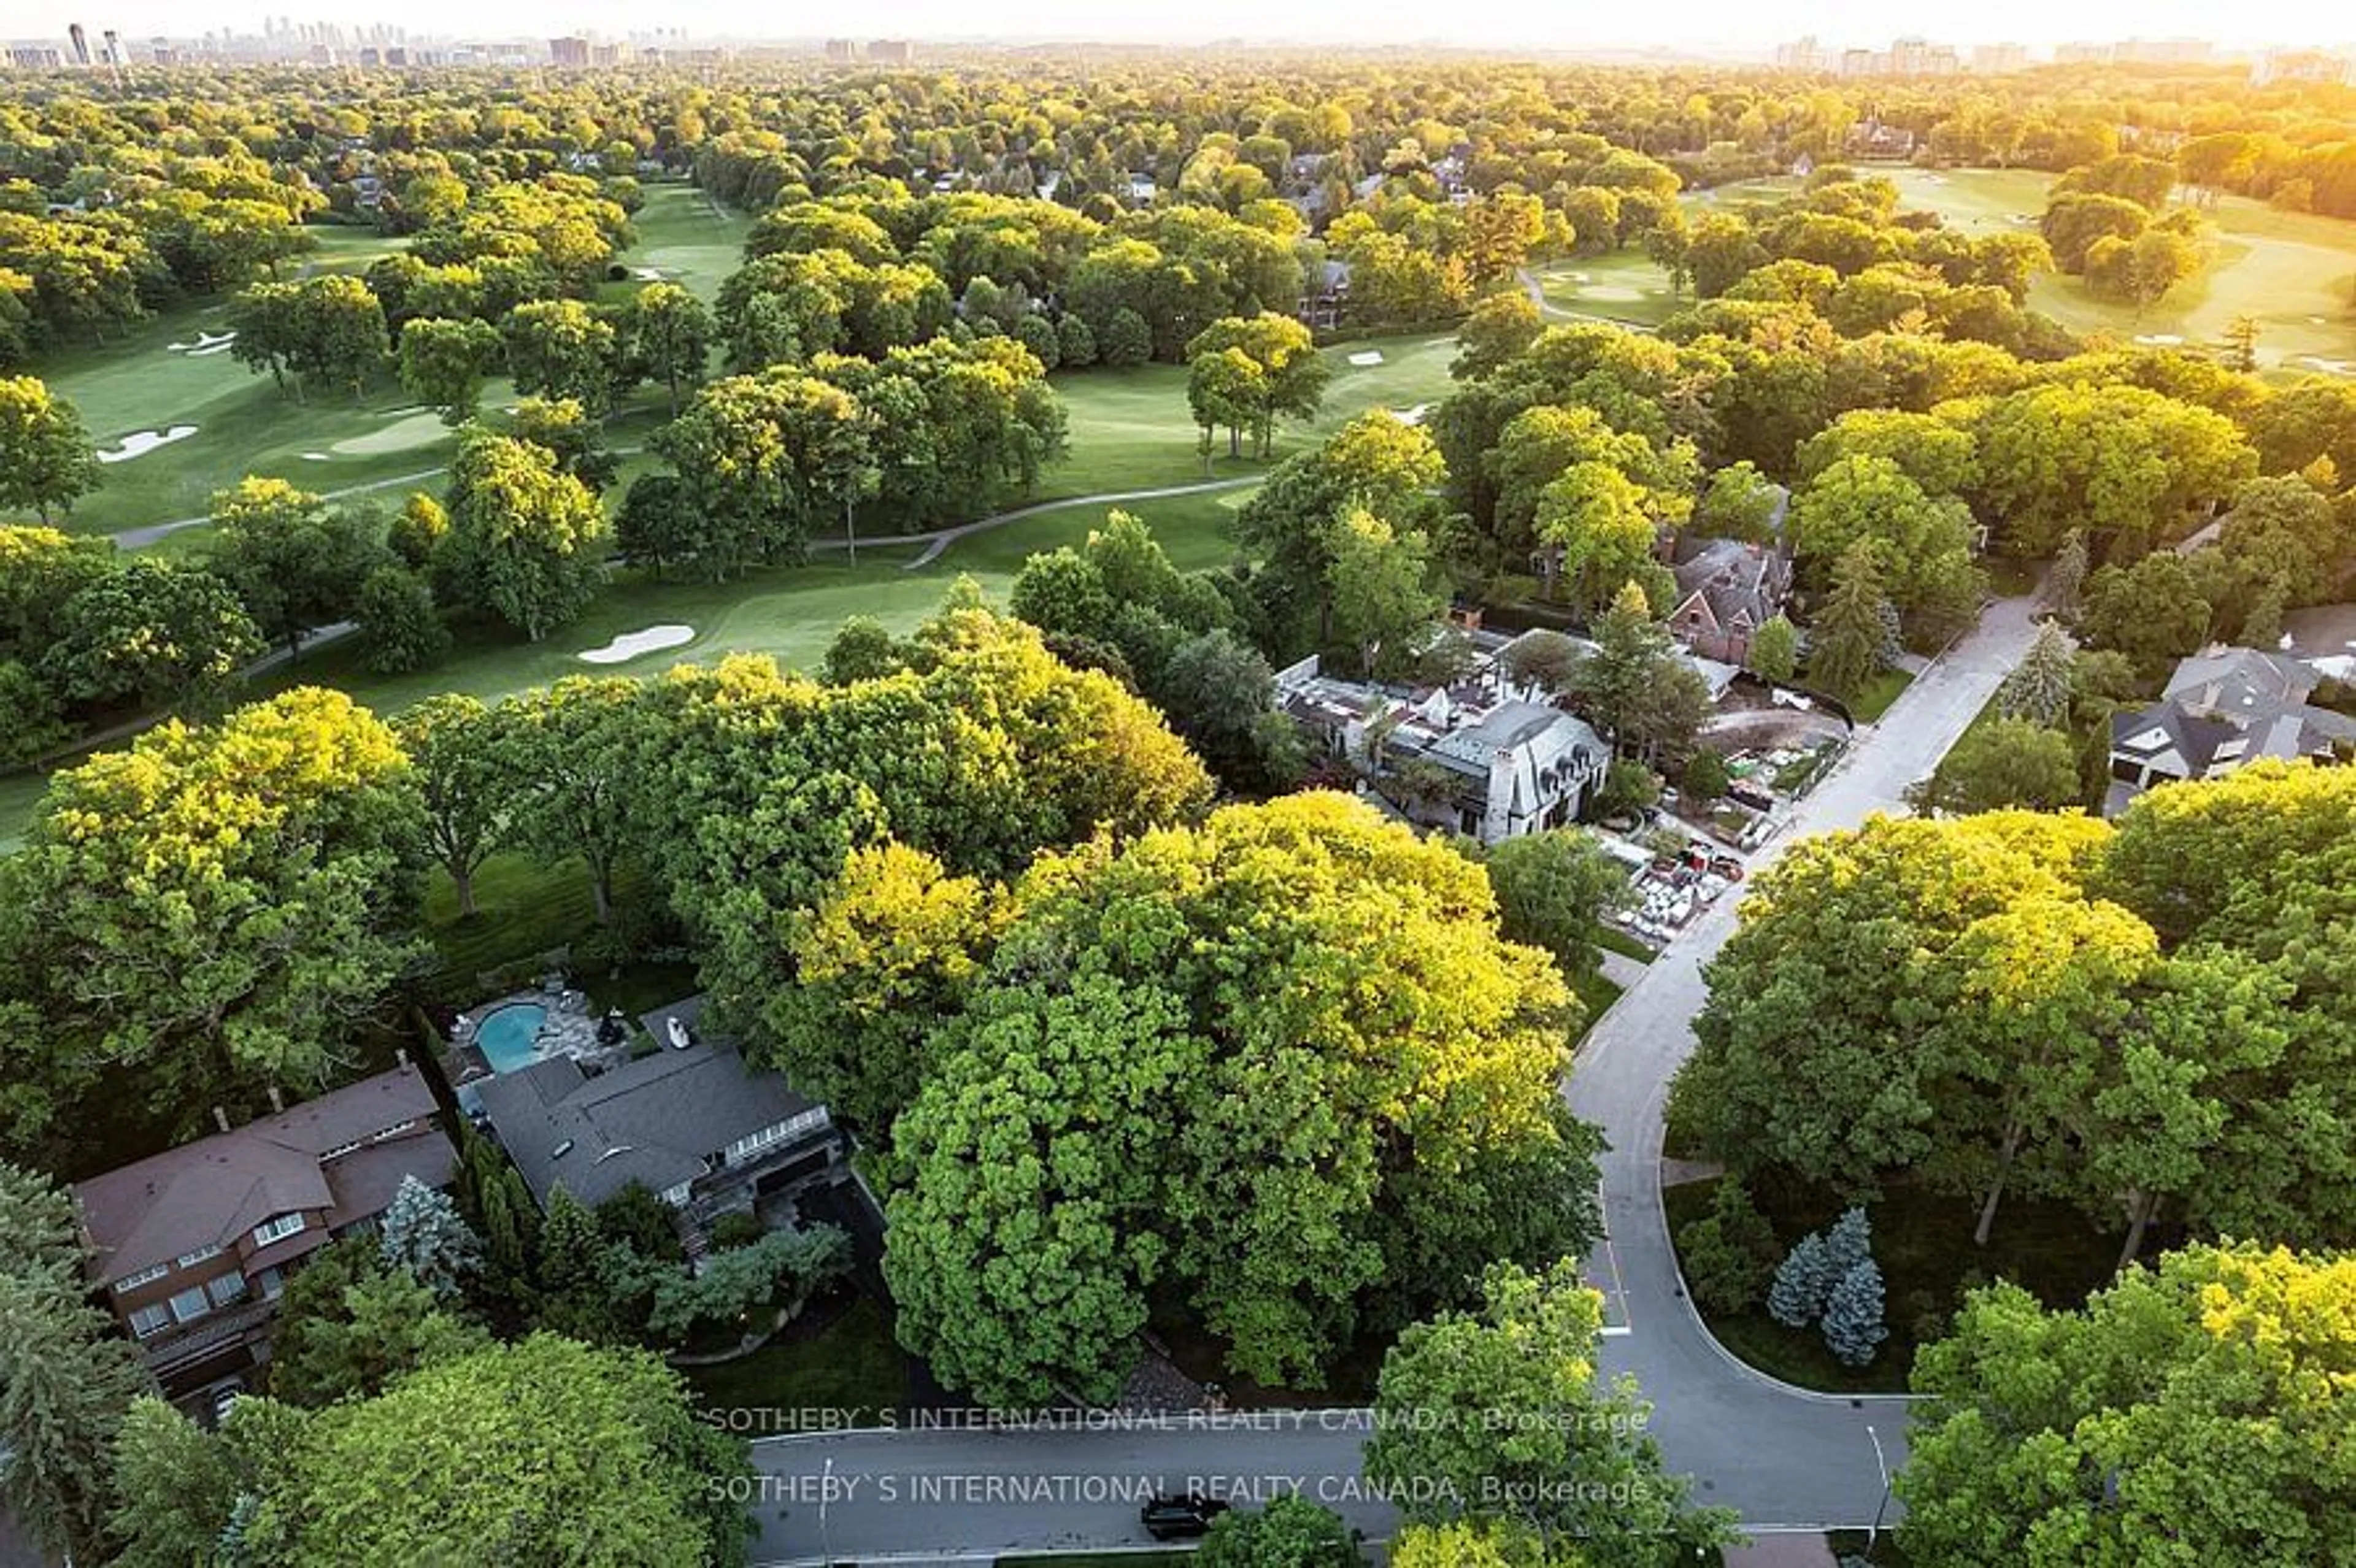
(1141, 1491), (1231, 1540)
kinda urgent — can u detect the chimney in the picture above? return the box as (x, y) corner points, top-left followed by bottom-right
(396, 1046), (410, 1067)
(266, 1085), (285, 1114)
(212, 1106), (231, 1134)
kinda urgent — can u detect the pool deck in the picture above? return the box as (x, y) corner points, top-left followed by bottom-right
(445, 982), (628, 1089)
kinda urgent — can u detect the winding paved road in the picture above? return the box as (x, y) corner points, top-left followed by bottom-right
(727, 593), (2048, 1566)
(1566, 588), (2044, 1529)
(805, 477), (1263, 569)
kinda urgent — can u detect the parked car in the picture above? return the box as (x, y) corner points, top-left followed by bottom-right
(1142, 1492), (1231, 1540)
(1709, 856), (1746, 881)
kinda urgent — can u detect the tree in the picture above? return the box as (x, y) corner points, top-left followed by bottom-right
(104, 1396), (245, 1568)
(1900, 1244), (2356, 1566)
(1156, 628), (1301, 794)
(1806, 542), (1890, 703)
(1820, 1256), (1888, 1367)
(1788, 455), (1981, 636)
(822, 615), (907, 684)
(207, 477), (388, 660)
(1971, 383), (2254, 558)
(1683, 747), (1731, 802)
(494, 675), (647, 926)
(2045, 529), (2088, 618)
(355, 564), (449, 674)
(1099, 305), (1152, 366)
(288, 274), (389, 400)
(502, 298), (620, 413)
(886, 795), (1602, 1405)
(379, 1174), (485, 1299)
(44, 556), (263, 713)
(1573, 582), (1710, 766)
(1364, 1259), (1736, 1562)
(395, 694), (506, 918)
(1188, 344), (1265, 464)
(1238, 412), (1447, 656)
(1746, 612), (1798, 684)
(242, 1335), (753, 1567)
(398, 315), (505, 425)
(0, 1164), (152, 1565)
(1676, 1177), (1779, 1316)
(1198, 1497), (1363, 1568)
(0, 689), (424, 1137)
(1055, 312), (1097, 367)
(1328, 506), (1443, 677)
(443, 431), (609, 640)
(1482, 829), (1628, 978)
(1185, 312), (1329, 458)
(2222, 313), (2259, 374)
(2078, 552), (2211, 677)
(391, 491), (450, 569)
(1767, 1231), (1838, 1328)
(1694, 460), (1781, 542)
(1908, 718), (2083, 816)
(0, 375), (101, 521)
(1995, 621), (2077, 727)
(628, 280), (714, 413)
(269, 1241), (488, 1407)
(1452, 291), (1542, 381)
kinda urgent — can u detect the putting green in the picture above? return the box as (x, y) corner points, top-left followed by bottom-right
(330, 412), (448, 456)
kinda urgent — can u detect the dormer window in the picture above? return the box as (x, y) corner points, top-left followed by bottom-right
(251, 1212), (305, 1247)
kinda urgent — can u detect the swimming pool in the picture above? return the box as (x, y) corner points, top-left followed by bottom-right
(474, 1003), (548, 1073)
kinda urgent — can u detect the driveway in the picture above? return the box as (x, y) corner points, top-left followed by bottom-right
(1565, 590), (2044, 1526)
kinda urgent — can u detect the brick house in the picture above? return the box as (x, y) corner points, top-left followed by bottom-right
(73, 1061), (456, 1393)
(1665, 535), (1794, 666)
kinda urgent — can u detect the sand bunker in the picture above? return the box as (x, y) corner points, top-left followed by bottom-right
(1347, 350), (1384, 367)
(167, 330), (236, 355)
(329, 412), (447, 456)
(1580, 285), (1647, 301)
(96, 426), (198, 463)
(2133, 334), (2185, 347)
(301, 452), (332, 461)
(579, 625), (695, 664)
(1392, 404), (1431, 425)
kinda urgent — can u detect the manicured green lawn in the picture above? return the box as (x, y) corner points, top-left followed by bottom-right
(1696, 165), (2356, 377)
(1531, 248), (1684, 326)
(680, 1295), (910, 1427)
(619, 181), (754, 303)
(996, 1556), (1189, 1566)
(1664, 1173), (2119, 1394)
(1571, 969), (1625, 1039)
(1844, 669), (1914, 724)
(1595, 927), (1656, 964)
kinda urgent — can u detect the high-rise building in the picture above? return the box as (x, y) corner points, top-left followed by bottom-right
(550, 36), (590, 67)
(824, 38), (856, 61)
(67, 22), (88, 64)
(866, 39), (913, 64)
(1971, 42), (2029, 72)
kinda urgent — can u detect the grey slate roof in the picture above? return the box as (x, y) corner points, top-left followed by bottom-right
(471, 1043), (814, 1210)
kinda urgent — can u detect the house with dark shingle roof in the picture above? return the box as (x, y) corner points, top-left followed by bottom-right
(72, 1061), (455, 1393)
(468, 1004), (847, 1249)
(1666, 534), (1793, 666)
(2105, 646), (2356, 813)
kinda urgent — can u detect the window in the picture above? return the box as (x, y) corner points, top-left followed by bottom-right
(168, 1286), (212, 1324)
(128, 1304), (171, 1339)
(723, 1109), (829, 1165)
(250, 1213), (305, 1247)
(661, 1182), (692, 1207)
(175, 1243), (223, 1270)
(112, 1262), (169, 1296)
(255, 1266), (287, 1301)
(370, 1118), (419, 1142)
(206, 1274), (250, 1309)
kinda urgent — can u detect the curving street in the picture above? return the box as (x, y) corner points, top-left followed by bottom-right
(736, 591), (2047, 1566)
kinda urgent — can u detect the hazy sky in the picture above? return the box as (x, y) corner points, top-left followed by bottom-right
(31, 0), (2352, 52)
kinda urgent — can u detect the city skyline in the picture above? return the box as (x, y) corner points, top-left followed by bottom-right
(8, 2), (2356, 55)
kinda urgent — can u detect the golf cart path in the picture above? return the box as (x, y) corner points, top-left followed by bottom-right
(807, 477), (1263, 570)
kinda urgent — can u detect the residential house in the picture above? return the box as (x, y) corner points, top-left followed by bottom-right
(1297, 259), (1352, 329)
(2105, 646), (2356, 813)
(468, 999), (849, 1251)
(1276, 649), (1610, 843)
(73, 1061), (456, 1394)
(1665, 534), (1793, 666)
